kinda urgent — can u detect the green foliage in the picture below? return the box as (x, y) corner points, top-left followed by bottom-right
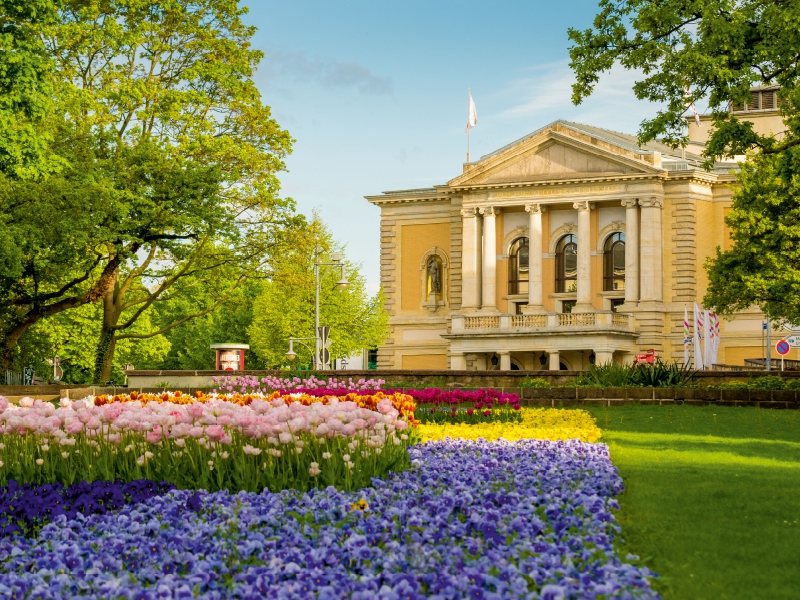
(156, 281), (264, 371)
(247, 217), (388, 368)
(712, 376), (800, 391)
(569, 0), (800, 163)
(518, 376), (550, 389)
(575, 362), (641, 388)
(575, 359), (694, 388)
(703, 148), (800, 323)
(0, 0), (61, 178)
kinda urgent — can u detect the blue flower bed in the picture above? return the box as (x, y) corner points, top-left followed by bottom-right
(0, 440), (657, 599)
(0, 479), (175, 537)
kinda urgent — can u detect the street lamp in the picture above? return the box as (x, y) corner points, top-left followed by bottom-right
(286, 337), (316, 365)
(313, 247), (348, 370)
(285, 247), (350, 371)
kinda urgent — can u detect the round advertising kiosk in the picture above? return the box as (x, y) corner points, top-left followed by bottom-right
(210, 344), (250, 371)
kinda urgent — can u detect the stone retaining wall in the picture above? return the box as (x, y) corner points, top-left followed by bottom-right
(123, 368), (800, 390)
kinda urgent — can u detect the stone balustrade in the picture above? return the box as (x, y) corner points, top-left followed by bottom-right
(453, 312), (633, 334)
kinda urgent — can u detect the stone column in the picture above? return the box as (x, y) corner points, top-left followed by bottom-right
(594, 351), (614, 365)
(524, 203), (547, 314)
(450, 352), (466, 370)
(460, 208), (479, 310)
(499, 352), (511, 371)
(639, 197), (663, 303)
(573, 201), (594, 312)
(549, 351), (561, 371)
(479, 206), (500, 312)
(622, 199), (639, 306)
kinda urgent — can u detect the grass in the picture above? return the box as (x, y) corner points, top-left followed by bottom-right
(583, 405), (800, 599)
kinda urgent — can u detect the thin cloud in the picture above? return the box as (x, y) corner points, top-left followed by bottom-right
(260, 46), (392, 95)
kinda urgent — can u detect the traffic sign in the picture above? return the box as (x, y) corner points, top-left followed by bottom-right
(776, 340), (791, 356)
(785, 335), (800, 348)
(783, 323), (800, 333)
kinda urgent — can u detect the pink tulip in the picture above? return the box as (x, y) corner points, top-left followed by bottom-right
(205, 425), (225, 442)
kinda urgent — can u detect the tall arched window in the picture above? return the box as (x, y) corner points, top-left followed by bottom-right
(603, 232), (626, 291)
(555, 234), (577, 293)
(508, 237), (529, 295)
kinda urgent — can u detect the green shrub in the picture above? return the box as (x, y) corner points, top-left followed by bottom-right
(635, 359), (695, 388)
(575, 362), (640, 388)
(749, 376), (786, 390)
(518, 376), (550, 388)
(713, 381), (749, 390)
(784, 379), (800, 390)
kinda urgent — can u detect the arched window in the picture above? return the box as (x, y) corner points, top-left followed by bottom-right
(603, 232), (626, 291)
(555, 234), (577, 293)
(508, 237), (529, 295)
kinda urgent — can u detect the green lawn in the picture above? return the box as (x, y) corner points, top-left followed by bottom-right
(583, 405), (800, 600)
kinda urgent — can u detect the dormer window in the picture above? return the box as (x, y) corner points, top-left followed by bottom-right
(730, 87), (781, 113)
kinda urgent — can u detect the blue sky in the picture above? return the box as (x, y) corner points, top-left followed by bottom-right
(244, 1), (664, 292)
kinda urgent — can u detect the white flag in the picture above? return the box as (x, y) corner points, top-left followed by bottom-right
(466, 90), (477, 132)
(704, 308), (712, 367)
(683, 305), (691, 365)
(709, 311), (721, 365)
(694, 302), (704, 370)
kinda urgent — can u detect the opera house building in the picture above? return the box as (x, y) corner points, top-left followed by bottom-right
(366, 95), (786, 371)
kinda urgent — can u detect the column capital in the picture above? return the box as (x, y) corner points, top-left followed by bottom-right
(460, 207), (477, 218)
(573, 200), (593, 212)
(621, 198), (638, 209)
(479, 206), (500, 216)
(525, 202), (547, 214)
(638, 196), (663, 208)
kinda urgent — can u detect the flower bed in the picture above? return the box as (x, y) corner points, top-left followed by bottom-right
(0, 396), (414, 493)
(419, 407), (603, 443)
(92, 390), (419, 425)
(212, 374), (385, 395)
(0, 439), (657, 599)
(0, 479), (174, 537)
(393, 387), (522, 424)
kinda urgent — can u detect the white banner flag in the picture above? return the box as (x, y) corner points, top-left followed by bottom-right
(709, 311), (721, 365)
(694, 302), (704, 370)
(466, 90), (477, 132)
(683, 305), (691, 365)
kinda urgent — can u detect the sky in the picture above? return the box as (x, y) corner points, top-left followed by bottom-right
(244, 1), (665, 293)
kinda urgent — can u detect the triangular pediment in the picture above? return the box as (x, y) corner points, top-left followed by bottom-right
(448, 121), (664, 188)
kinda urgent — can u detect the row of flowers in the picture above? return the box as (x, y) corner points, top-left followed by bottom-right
(0, 439), (657, 599)
(0, 396), (415, 493)
(211, 374), (385, 395)
(92, 390), (419, 424)
(418, 407), (603, 444)
(94, 386), (522, 424)
(0, 479), (174, 538)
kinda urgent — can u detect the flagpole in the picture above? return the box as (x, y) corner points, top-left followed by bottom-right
(467, 88), (471, 163)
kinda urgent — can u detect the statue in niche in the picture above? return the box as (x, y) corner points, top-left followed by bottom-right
(427, 256), (441, 296)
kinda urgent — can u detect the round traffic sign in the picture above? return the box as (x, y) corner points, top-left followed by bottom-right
(776, 340), (791, 356)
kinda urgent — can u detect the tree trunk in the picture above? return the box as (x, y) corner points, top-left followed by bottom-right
(94, 283), (121, 383)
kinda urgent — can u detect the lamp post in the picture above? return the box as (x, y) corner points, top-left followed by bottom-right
(286, 337), (316, 366)
(286, 245), (349, 371)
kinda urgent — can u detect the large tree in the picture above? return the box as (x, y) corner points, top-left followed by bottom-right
(569, 0), (800, 322)
(0, 1), (294, 371)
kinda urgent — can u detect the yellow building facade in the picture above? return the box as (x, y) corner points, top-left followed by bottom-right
(366, 119), (782, 371)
